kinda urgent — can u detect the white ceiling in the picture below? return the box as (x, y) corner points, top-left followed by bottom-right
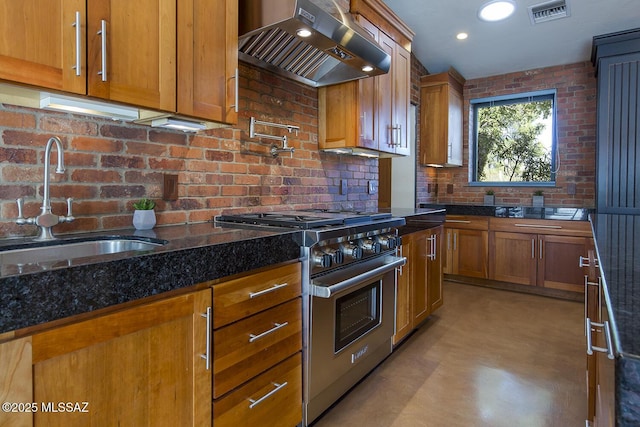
(381, 0), (640, 80)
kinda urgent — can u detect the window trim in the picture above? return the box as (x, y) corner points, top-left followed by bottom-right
(470, 89), (558, 187)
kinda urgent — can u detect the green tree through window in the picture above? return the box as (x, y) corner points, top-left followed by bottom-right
(472, 91), (556, 184)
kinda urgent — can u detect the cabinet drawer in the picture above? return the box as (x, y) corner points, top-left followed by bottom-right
(445, 215), (489, 230)
(213, 353), (302, 427)
(213, 298), (302, 397)
(489, 217), (591, 236)
(213, 263), (301, 328)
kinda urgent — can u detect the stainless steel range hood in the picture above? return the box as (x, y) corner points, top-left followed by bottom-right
(239, 0), (391, 87)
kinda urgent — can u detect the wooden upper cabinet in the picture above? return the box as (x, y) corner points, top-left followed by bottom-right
(318, 0), (413, 156)
(420, 68), (465, 166)
(177, 0), (238, 124)
(0, 0), (86, 94)
(87, 0), (176, 112)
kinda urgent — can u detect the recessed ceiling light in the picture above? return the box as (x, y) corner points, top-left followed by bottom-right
(456, 32), (468, 40)
(297, 29), (312, 38)
(478, 0), (516, 22)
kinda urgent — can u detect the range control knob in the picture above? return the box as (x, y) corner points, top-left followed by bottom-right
(326, 248), (344, 265)
(361, 238), (381, 254)
(341, 242), (363, 260)
(377, 234), (397, 250)
(312, 250), (333, 268)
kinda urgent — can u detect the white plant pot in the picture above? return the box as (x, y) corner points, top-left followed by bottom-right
(133, 210), (156, 230)
(532, 196), (544, 207)
(484, 195), (495, 205)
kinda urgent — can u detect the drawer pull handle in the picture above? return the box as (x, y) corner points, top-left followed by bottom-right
(586, 318), (615, 360)
(514, 223), (562, 229)
(446, 220), (471, 224)
(248, 381), (288, 409)
(249, 283), (289, 299)
(249, 322), (288, 343)
(200, 307), (211, 370)
(579, 255), (599, 268)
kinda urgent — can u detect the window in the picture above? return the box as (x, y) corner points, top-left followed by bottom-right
(471, 90), (557, 185)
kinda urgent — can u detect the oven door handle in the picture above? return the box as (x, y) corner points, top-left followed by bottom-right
(311, 256), (406, 298)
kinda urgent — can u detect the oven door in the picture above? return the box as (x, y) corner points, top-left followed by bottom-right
(306, 255), (405, 424)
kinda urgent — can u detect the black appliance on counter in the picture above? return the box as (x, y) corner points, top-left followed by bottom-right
(215, 210), (406, 426)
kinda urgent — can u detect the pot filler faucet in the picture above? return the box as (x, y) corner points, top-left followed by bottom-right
(15, 136), (74, 240)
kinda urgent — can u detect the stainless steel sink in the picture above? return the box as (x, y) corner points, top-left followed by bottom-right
(0, 236), (167, 266)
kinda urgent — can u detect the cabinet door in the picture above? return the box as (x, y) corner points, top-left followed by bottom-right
(392, 45), (411, 156)
(420, 83), (448, 165)
(443, 228), (453, 274)
(393, 235), (413, 345)
(597, 52), (640, 214)
(594, 301), (615, 427)
(0, 337), (33, 427)
(0, 0), (85, 94)
(427, 226), (443, 313)
(355, 15), (378, 150)
(177, 0), (238, 124)
(32, 290), (211, 427)
(376, 31), (395, 154)
(490, 231), (536, 285)
(452, 229), (488, 278)
(447, 84), (463, 165)
(87, 0), (176, 111)
(412, 230), (430, 325)
(538, 235), (590, 292)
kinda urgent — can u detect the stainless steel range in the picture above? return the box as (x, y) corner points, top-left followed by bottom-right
(215, 210), (406, 426)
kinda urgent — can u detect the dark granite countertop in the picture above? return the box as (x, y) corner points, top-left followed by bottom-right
(0, 222), (300, 334)
(419, 203), (593, 220)
(379, 207), (446, 235)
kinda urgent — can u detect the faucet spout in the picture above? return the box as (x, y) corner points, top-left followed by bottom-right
(42, 136), (65, 214)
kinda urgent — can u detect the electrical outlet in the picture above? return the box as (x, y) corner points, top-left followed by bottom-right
(447, 184), (454, 194)
(340, 179), (347, 195)
(567, 183), (576, 195)
(163, 174), (179, 200)
(368, 181), (377, 194)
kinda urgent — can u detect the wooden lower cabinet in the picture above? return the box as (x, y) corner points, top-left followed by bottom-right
(212, 262), (303, 426)
(443, 216), (489, 278)
(0, 336), (33, 427)
(394, 226), (443, 345)
(30, 289), (212, 427)
(213, 353), (302, 427)
(490, 231), (592, 292)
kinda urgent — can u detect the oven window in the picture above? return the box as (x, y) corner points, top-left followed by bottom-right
(335, 280), (381, 353)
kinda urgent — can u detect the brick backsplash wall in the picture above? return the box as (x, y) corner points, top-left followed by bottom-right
(417, 61), (597, 208)
(0, 62), (378, 239)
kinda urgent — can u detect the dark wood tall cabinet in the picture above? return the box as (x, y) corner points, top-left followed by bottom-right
(592, 29), (640, 214)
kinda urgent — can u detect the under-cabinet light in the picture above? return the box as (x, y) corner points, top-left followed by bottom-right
(362, 65), (374, 72)
(322, 148), (380, 158)
(40, 94), (139, 121)
(297, 28), (312, 38)
(151, 118), (206, 132)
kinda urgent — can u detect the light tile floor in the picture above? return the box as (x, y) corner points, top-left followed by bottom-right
(312, 282), (586, 427)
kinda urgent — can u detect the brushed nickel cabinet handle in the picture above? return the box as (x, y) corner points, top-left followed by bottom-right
(97, 20), (107, 81)
(248, 322), (288, 343)
(515, 223), (562, 229)
(248, 382), (288, 409)
(200, 307), (211, 370)
(249, 283), (288, 298)
(72, 11), (81, 76)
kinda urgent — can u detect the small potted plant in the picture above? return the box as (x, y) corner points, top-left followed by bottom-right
(484, 189), (495, 205)
(132, 198), (156, 230)
(532, 190), (544, 207)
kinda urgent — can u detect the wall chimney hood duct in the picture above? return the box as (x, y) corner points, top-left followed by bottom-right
(238, 0), (391, 87)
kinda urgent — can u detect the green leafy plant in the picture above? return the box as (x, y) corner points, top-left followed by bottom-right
(133, 198), (156, 210)
(533, 190), (544, 196)
(485, 189), (495, 195)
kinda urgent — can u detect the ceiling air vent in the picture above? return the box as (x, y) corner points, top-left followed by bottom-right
(528, 0), (570, 24)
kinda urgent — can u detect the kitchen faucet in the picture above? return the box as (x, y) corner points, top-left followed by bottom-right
(15, 136), (74, 240)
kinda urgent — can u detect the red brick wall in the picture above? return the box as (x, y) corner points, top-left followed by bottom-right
(0, 63), (378, 238)
(417, 62), (597, 207)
